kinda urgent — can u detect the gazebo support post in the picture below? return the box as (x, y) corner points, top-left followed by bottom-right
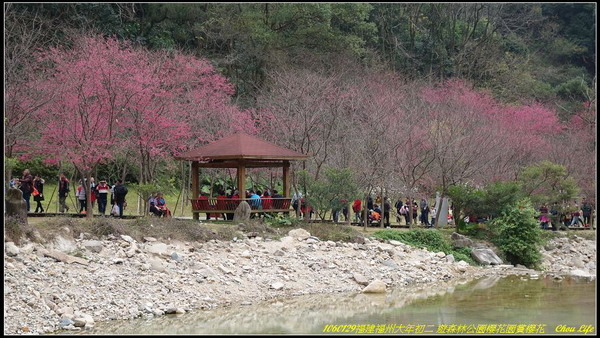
(283, 161), (291, 198)
(237, 163), (246, 198)
(192, 161), (199, 220)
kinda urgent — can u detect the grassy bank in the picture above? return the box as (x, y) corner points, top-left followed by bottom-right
(7, 216), (370, 247)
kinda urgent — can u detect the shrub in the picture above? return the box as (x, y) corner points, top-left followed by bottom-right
(375, 229), (450, 250)
(373, 229), (476, 265)
(297, 168), (359, 221)
(265, 215), (302, 228)
(452, 247), (475, 265)
(489, 199), (543, 268)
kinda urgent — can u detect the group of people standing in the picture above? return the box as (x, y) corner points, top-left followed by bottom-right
(67, 175), (128, 217)
(13, 169), (128, 217)
(541, 199), (595, 231)
(12, 169), (46, 213)
(349, 196), (435, 227)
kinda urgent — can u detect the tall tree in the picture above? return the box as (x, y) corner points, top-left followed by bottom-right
(32, 35), (130, 217)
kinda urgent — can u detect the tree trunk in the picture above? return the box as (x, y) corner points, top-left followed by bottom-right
(184, 162), (191, 214)
(408, 196), (413, 229)
(363, 192), (369, 230)
(85, 171), (93, 219)
(346, 201), (351, 226)
(380, 185), (385, 228)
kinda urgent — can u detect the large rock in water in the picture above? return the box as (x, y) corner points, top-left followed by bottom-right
(233, 201), (251, 223)
(451, 232), (473, 248)
(5, 188), (28, 223)
(362, 280), (387, 293)
(471, 248), (503, 265)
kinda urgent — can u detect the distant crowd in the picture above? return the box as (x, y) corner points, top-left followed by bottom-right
(11, 169), (129, 218)
(194, 189), (443, 227)
(538, 200), (595, 230)
(11, 168), (595, 229)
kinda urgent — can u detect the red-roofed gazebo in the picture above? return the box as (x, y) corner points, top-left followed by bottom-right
(175, 133), (308, 220)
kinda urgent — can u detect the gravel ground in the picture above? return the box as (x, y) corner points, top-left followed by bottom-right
(3, 228), (595, 335)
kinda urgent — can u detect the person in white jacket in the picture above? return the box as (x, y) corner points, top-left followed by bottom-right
(76, 180), (87, 214)
(95, 179), (111, 216)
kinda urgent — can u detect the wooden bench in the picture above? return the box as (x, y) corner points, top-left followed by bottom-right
(191, 198), (293, 215)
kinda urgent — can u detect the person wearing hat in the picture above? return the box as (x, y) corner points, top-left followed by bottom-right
(95, 179), (111, 216)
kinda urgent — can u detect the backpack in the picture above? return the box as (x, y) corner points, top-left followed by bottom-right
(371, 211), (381, 220)
(114, 185), (128, 197)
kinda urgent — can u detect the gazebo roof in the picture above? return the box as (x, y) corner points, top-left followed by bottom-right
(175, 133), (308, 162)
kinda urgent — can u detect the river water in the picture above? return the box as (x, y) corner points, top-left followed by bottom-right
(76, 275), (596, 335)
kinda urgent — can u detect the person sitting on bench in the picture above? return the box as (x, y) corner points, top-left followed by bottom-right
(156, 192), (171, 217)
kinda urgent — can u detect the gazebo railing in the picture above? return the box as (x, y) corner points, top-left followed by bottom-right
(190, 198), (293, 214)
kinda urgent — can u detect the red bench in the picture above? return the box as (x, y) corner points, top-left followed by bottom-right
(190, 198), (292, 214)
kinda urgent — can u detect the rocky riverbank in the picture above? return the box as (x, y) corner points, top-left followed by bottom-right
(3, 228), (596, 335)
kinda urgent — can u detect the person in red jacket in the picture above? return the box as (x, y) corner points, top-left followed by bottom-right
(352, 199), (362, 223)
(95, 179), (111, 216)
(261, 191), (273, 210)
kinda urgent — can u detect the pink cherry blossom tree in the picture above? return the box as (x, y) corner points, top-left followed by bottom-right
(32, 35), (138, 217)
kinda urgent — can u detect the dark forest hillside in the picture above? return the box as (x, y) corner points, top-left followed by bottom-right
(5, 3), (595, 114)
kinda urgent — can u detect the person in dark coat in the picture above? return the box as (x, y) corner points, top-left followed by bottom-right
(19, 169), (34, 212)
(112, 179), (128, 218)
(394, 198), (404, 223)
(58, 173), (70, 213)
(383, 197), (392, 228)
(33, 175), (45, 213)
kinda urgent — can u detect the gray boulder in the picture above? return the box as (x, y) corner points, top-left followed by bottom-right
(5, 188), (28, 223)
(471, 248), (503, 265)
(145, 242), (169, 256)
(5, 242), (20, 256)
(352, 273), (369, 286)
(270, 282), (284, 290)
(288, 228), (311, 240)
(44, 249), (89, 266)
(362, 280), (386, 293)
(233, 201), (251, 223)
(82, 240), (104, 253)
(451, 232), (473, 248)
